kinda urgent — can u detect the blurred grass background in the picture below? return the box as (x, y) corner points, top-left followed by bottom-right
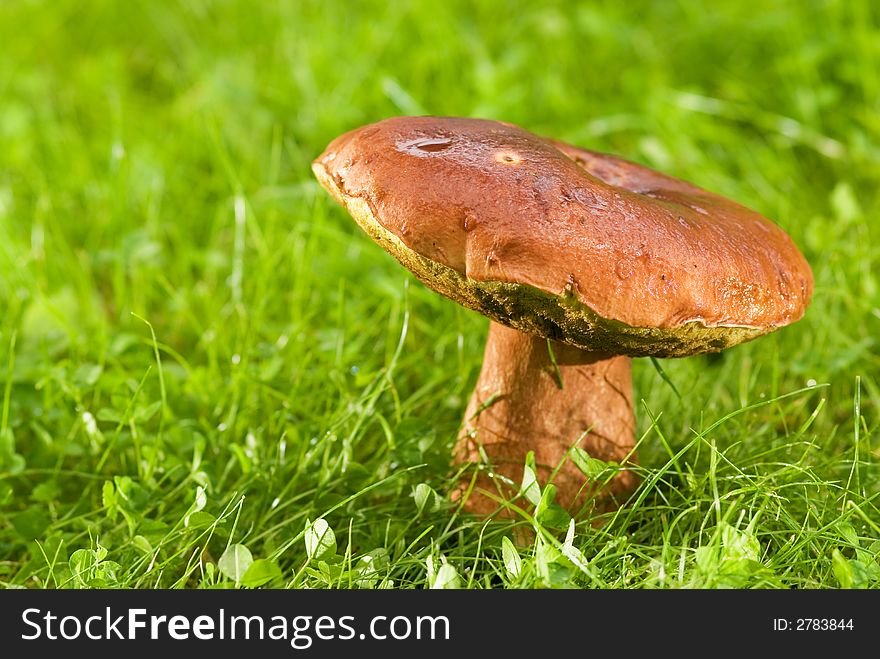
(0, 0), (878, 588)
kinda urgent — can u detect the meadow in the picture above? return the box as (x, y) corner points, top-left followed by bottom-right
(1, 0), (878, 588)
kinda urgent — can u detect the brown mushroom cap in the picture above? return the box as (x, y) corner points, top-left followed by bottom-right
(312, 116), (813, 357)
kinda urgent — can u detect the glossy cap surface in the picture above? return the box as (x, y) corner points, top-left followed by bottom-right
(313, 116), (813, 357)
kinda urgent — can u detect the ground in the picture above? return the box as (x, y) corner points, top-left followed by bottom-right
(0, 0), (878, 588)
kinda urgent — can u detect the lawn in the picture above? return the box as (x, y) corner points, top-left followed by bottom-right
(0, 0), (878, 589)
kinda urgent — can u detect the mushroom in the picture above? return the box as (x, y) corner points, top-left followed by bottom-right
(312, 116), (813, 515)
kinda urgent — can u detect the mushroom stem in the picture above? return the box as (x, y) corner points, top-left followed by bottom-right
(454, 321), (638, 515)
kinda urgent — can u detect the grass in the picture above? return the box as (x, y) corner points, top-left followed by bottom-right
(0, 0), (878, 589)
